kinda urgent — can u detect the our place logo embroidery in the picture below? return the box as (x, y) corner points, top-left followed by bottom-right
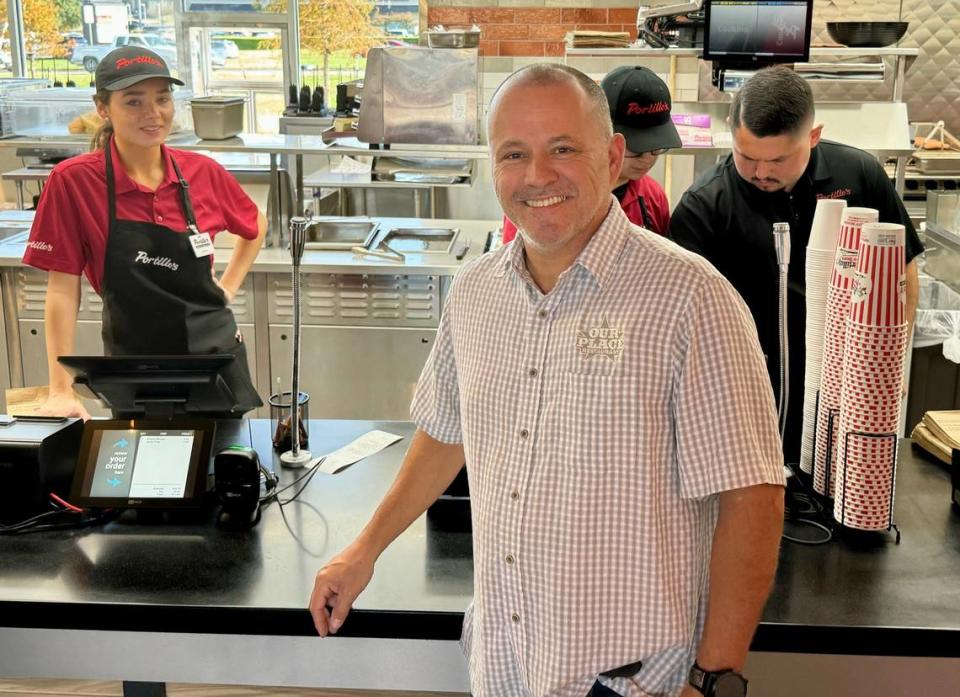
(576, 316), (624, 361)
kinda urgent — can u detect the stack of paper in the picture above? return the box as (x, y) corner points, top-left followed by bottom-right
(565, 31), (632, 48)
(911, 410), (960, 464)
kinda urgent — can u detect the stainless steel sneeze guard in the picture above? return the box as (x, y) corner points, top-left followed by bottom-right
(358, 47), (479, 146)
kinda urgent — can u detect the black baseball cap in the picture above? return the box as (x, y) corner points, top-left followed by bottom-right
(601, 65), (681, 154)
(95, 46), (184, 91)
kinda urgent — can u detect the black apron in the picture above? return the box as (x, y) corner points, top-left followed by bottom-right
(99, 140), (262, 415)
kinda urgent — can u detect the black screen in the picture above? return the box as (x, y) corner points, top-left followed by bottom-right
(704, 1), (813, 63)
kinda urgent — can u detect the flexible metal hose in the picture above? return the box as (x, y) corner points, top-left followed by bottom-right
(289, 216), (309, 457)
(773, 222), (791, 439)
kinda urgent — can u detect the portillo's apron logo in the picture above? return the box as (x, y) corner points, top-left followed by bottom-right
(576, 316), (624, 361)
(134, 250), (179, 271)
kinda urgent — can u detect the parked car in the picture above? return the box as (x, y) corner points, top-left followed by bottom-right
(70, 34), (177, 73)
(210, 41), (227, 68)
(221, 39), (240, 59)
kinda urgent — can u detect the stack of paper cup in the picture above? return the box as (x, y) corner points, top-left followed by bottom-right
(813, 207), (878, 496)
(800, 198), (846, 475)
(834, 222), (907, 530)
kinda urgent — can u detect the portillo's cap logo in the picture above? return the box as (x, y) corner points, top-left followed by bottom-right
(116, 55), (164, 70)
(626, 100), (670, 116)
(94, 45), (184, 92)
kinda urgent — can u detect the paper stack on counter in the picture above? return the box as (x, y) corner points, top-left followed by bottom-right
(911, 410), (960, 464)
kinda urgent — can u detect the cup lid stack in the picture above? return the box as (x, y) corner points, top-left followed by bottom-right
(800, 198), (846, 475)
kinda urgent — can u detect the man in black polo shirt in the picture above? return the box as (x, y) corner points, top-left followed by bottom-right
(670, 66), (922, 464)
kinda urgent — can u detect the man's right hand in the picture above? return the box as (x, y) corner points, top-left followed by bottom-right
(309, 543), (376, 637)
(36, 392), (91, 421)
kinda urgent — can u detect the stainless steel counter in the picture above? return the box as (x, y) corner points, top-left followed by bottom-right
(0, 216), (498, 420)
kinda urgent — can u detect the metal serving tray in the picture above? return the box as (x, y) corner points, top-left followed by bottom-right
(304, 220), (379, 250)
(380, 227), (459, 253)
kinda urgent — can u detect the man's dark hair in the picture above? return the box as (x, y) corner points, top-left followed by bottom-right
(729, 66), (814, 137)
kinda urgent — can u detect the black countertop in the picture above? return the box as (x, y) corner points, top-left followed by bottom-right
(1, 421), (958, 656)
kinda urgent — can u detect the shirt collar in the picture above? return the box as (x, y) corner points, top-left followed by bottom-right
(809, 143), (831, 183)
(499, 197), (630, 291)
(108, 138), (180, 195)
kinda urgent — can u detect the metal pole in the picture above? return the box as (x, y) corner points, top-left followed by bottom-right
(280, 215), (312, 468)
(7, 0), (27, 77)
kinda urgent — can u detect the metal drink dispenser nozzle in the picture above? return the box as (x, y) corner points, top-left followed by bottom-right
(280, 215), (313, 468)
(773, 222), (790, 441)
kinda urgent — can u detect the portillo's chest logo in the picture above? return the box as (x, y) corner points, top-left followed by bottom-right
(576, 316), (625, 361)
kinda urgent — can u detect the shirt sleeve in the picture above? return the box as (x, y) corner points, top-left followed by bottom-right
(668, 189), (716, 259)
(212, 162), (260, 240)
(650, 181), (671, 236)
(673, 270), (786, 499)
(22, 168), (86, 276)
(410, 281), (462, 444)
(866, 157), (924, 263)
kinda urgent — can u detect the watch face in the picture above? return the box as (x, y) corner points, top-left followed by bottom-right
(714, 673), (748, 697)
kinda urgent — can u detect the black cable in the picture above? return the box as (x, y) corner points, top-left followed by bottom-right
(782, 463), (835, 546)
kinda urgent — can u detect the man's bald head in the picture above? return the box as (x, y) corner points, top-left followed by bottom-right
(486, 63), (613, 144)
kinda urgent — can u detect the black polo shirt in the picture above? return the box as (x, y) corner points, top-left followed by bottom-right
(669, 140), (923, 462)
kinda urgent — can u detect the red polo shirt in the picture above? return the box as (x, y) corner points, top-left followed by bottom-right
(23, 139), (259, 294)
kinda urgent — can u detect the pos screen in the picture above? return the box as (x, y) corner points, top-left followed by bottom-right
(703, 1), (813, 64)
(70, 419), (215, 508)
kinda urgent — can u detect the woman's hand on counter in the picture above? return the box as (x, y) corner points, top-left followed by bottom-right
(36, 392), (91, 421)
(308, 542), (377, 637)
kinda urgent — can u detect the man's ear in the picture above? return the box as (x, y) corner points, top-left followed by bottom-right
(810, 124), (824, 149)
(609, 132), (626, 185)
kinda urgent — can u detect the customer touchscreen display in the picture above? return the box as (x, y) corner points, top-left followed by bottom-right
(70, 419), (214, 508)
(87, 430), (196, 499)
(704, 1), (813, 62)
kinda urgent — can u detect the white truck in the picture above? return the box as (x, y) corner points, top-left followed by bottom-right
(70, 34), (178, 73)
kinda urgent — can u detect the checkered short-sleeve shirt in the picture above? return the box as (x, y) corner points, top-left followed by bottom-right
(412, 201), (785, 697)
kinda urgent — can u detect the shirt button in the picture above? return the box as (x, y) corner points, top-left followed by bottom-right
(505, 554), (515, 564)
(538, 309), (548, 318)
(519, 429), (529, 440)
(511, 613), (520, 623)
(528, 368), (538, 378)
(157, 215), (163, 222)
(510, 490), (520, 501)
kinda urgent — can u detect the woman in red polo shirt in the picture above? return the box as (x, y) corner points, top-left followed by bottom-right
(501, 65), (680, 243)
(22, 46), (265, 419)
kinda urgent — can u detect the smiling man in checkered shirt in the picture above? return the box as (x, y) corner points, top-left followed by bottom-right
(309, 64), (786, 697)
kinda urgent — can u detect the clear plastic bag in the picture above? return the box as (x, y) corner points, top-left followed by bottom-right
(915, 278), (960, 363)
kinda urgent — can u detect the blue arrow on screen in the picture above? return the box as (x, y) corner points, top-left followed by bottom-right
(113, 438), (129, 448)
(107, 477), (122, 487)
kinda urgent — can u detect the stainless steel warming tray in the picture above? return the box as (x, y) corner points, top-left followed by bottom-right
(303, 220), (379, 250)
(379, 227), (460, 254)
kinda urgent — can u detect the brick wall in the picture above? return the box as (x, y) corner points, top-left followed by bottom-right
(426, 6), (639, 57)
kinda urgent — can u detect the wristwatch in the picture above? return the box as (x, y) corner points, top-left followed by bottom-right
(688, 663), (748, 697)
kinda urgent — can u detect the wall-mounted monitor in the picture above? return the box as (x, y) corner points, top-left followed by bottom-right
(703, 0), (814, 66)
